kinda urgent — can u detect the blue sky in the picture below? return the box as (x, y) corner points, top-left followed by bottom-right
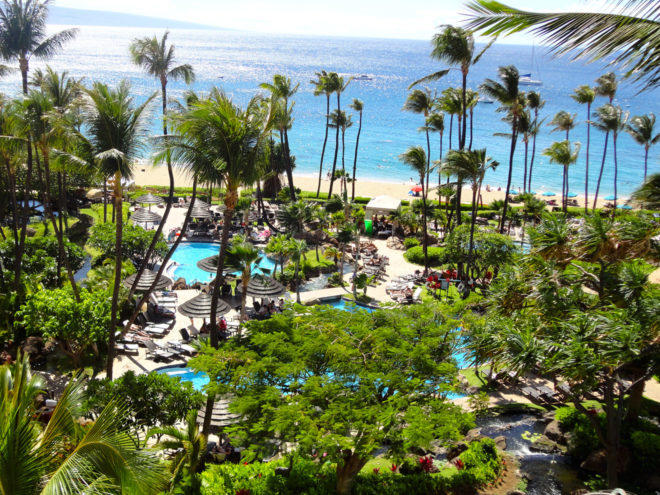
(55, 0), (608, 40)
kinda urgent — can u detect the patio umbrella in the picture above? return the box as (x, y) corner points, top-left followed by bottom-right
(566, 192), (578, 198)
(123, 269), (172, 291)
(197, 255), (234, 275)
(236, 275), (286, 298)
(410, 185), (423, 193)
(135, 192), (164, 205)
(617, 204), (632, 210)
(131, 209), (162, 224)
(542, 192), (556, 197)
(178, 292), (231, 319)
(508, 190), (518, 195)
(528, 191), (537, 195)
(185, 198), (210, 208)
(604, 195), (617, 201)
(190, 206), (213, 219)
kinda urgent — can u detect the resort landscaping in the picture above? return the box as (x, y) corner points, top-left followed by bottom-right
(1, 1), (659, 494)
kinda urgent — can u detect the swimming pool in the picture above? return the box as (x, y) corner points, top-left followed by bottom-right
(155, 366), (209, 391)
(170, 242), (276, 284)
(324, 297), (376, 313)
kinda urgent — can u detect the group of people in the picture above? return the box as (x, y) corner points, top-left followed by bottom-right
(371, 215), (392, 235)
(253, 298), (285, 319)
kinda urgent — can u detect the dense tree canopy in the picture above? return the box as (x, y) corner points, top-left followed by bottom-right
(88, 222), (167, 267)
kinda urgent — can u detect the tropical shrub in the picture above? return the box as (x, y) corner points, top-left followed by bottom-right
(554, 406), (601, 459)
(404, 246), (445, 266)
(85, 370), (204, 429)
(630, 431), (660, 471)
(403, 237), (420, 249)
(88, 222), (167, 267)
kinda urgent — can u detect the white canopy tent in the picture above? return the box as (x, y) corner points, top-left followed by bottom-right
(364, 195), (401, 219)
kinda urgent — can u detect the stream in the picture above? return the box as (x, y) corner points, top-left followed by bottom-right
(476, 413), (585, 495)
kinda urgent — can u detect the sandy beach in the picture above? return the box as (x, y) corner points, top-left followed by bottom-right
(132, 163), (626, 210)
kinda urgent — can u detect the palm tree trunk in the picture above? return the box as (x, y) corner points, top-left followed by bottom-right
(523, 139), (529, 193)
(57, 172), (64, 236)
(283, 126), (296, 201)
(5, 164), (19, 248)
(351, 110), (362, 201)
(240, 274), (248, 321)
(121, 178), (199, 338)
(643, 146), (648, 181)
(562, 166), (567, 213)
(468, 107), (474, 150)
(340, 129), (347, 198)
(612, 133), (618, 212)
(103, 179), (108, 222)
(421, 174), (429, 276)
(316, 94), (331, 198)
(592, 132), (610, 211)
(295, 259), (301, 303)
(448, 115), (453, 151)
(460, 71), (467, 150)
(106, 172), (123, 379)
(467, 184), (478, 277)
(328, 94), (341, 198)
(13, 138), (33, 295)
(584, 103), (591, 214)
(528, 129), (538, 192)
(500, 119), (518, 234)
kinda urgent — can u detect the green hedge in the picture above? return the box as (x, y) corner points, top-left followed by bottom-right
(403, 237), (420, 249)
(404, 246), (445, 267)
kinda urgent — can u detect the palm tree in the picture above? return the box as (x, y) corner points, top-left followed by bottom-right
(626, 113), (659, 181)
(349, 98), (363, 201)
(549, 110), (577, 141)
(464, 0), (660, 91)
(403, 88), (434, 195)
(572, 85), (596, 213)
(591, 104), (627, 211)
(82, 81), (155, 379)
(328, 109), (353, 198)
(438, 87), (462, 151)
(261, 74), (299, 200)
(226, 239), (262, 322)
(525, 90), (544, 192)
(400, 145), (430, 274)
(0, 352), (168, 494)
(410, 25), (492, 151)
(326, 73), (351, 198)
(311, 70), (334, 198)
(443, 148), (498, 275)
(265, 233), (290, 276)
(287, 238), (307, 303)
(517, 109), (532, 193)
(426, 111), (445, 191)
(466, 89), (479, 149)
(129, 30), (195, 300)
(543, 140), (581, 212)
(480, 65), (522, 233)
(631, 173), (660, 210)
(594, 72), (618, 103)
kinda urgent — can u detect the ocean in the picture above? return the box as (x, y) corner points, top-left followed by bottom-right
(1, 25), (658, 196)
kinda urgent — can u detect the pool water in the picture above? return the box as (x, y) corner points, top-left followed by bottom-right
(325, 298), (375, 313)
(156, 366), (209, 391)
(170, 242), (276, 284)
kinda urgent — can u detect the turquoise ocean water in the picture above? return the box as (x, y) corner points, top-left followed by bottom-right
(2, 25), (658, 196)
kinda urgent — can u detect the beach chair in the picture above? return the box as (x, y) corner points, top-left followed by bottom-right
(144, 339), (174, 361)
(115, 342), (139, 354)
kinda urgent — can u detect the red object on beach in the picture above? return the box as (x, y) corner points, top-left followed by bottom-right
(411, 185), (423, 192)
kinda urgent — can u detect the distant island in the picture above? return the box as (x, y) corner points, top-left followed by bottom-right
(48, 6), (227, 30)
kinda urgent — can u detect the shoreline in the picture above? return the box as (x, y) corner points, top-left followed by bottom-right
(132, 163), (629, 210)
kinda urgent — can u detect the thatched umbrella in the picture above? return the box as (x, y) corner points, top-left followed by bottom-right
(132, 209), (162, 225)
(196, 396), (241, 431)
(196, 255), (235, 275)
(236, 275), (286, 298)
(190, 206), (213, 219)
(135, 192), (164, 205)
(185, 198), (209, 209)
(178, 292), (231, 319)
(123, 269), (172, 291)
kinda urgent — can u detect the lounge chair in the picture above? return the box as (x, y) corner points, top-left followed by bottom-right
(150, 293), (177, 309)
(144, 339), (175, 361)
(116, 342), (139, 354)
(186, 324), (200, 339)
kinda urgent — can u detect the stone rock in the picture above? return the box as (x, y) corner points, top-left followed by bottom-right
(386, 237), (405, 250)
(26, 227), (36, 237)
(274, 466), (290, 477)
(541, 410), (556, 423)
(467, 385), (480, 395)
(494, 435), (507, 451)
(171, 277), (188, 290)
(428, 440), (447, 457)
(544, 420), (566, 444)
(445, 442), (468, 460)
(530, 435), (560, 454)
(580, 448), (630, 474)
(465, 427), (483, 443)
(409, 445), (430, 456)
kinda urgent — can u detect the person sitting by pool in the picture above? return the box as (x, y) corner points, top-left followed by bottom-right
(218, 317), (228, 339)
(403, 286), (413, 301)
(253, 300), (261, 313)
(268, 300), (276, 315)
(257, 304), (269, 319)
(200, 320), (209, 334)
(277, 298), (285, 312)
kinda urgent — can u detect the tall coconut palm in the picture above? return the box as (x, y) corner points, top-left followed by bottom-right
(443, 148), (498, 275)
(328, 109), (353, 198)
(261, 74), (298, 200)
(326, 72), (351, 198)
(480, 65), (522, 233)
(311, 70), (334, 198)
(349, 98), (363, 201)
(525, 90), (544, 191)
(0, 352), (168, 495)
(410, 25), (492, 151)
(427, 111), (445, 190)
(226, 239), (262, 323)
(517, 109), (532, 193)
(466, 89), (479, 150)
(287, 238), (307, 303)
(572, 85), (596, 213)
(549, 110), (577, 202)
(464, 0), (660, 91)
(129, 30), (195, 300)
(400, 145), (430, 274)
(82, 81), (155, 379)
(403, 88), (434, 195)
(591, 104), (627, 211)
(438, 87), (462, 151)
(543, 140), (581, 212)
(0, 0), (76, 293)
(594, 72), (618, 103)
(626, 113), (659, 182)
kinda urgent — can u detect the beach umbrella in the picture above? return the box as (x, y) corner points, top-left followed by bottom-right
(197, 255), (234, 275)
(178, 292), (231, 319)
(604, 195), (617, 201)
(566, 192), (578, 198)
(131, 209), (162, 224)
(617, 204), (632, 210)
(542, 192), (556, 197)
(528, 191), (537, 195)
(185, 198), (209, 208)
(123, 269), (172, 291)
(508, 190), (518, 195)
(410, 185), (423, 193)
(236, 275), (286, 298)
(135, 192), (164, 205)
(190, 206), (213, 219)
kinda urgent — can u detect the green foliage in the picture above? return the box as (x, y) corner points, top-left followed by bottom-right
(631, 430), (660, 471)
(17, 287), (109, 367)
(404, 246), (445, 266)
(0, 236), (85, 288)
(554, 406), (601, 459)
(455, 438), (502, 486)
(467, 391), (491, 416)
(403, 237), (420, 249)
(88, 222), (167, 267)
(84, 370), (204, 430)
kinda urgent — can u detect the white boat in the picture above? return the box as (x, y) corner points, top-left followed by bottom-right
(354, 74), (372, 81)
(519, 73), (542, 86)
(478, 96), (494, 104)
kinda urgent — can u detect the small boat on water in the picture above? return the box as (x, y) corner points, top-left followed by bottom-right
(478, 97), (494, 104)
(519, 73), (542, 86)
(354, 74), (372, 81)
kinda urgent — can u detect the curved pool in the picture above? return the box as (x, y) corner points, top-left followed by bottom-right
(169, 242), (276, 284)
